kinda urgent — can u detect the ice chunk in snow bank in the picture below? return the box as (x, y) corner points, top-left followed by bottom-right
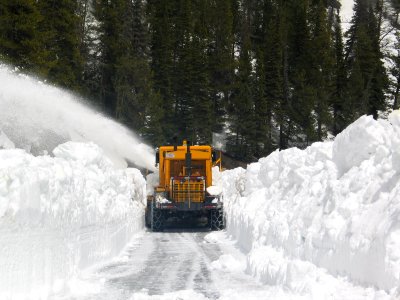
(207, 185), (222, 196)
(211, 254), (245, 272)
(204, 231), (223, 244)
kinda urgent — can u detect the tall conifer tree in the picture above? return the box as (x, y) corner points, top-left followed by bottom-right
(287, 0), (315, 146)
(262, 0), (285, 153)
(345, 0), (388, 120)
(227, 9), (256, 161)
(309, 0), (335, 141)
(208, 0), (235, 133)
(0, 0), (46, 74)
(96, 0), (157, 137)
(37, 0), (83, 90)
(147, 0), (179, 142)
(332, 13), (347, 135)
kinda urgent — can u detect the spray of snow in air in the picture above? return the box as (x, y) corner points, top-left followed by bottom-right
(0, 65), (155, 170)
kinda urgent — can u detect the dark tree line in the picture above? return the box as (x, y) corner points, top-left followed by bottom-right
(0, 0), (396, 162)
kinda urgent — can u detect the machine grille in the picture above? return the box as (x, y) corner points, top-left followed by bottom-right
(171, 178), (205, 203)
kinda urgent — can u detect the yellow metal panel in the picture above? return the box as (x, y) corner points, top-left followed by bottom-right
(157, 144), (213, 195)
(162, 151), (210, 160)
(160, 145), (212, 152)
(205, 160), (212, 187)
(165, 160), (170, 191)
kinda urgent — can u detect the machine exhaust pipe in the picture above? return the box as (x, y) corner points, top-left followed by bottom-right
(185, 140), (192, 176)
(173, 136), (178, 151)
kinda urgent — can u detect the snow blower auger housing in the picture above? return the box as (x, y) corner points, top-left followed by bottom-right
(146, 140), (224, 231)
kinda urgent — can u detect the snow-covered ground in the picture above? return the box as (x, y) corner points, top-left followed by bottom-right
(0, 141), (146, 299)
(3, 112), (400, 300)
(216, 113), (400, 299)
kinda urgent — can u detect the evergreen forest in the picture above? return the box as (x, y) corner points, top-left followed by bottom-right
(1, 0), (400, 162)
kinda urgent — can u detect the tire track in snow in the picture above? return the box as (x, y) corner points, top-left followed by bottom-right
(54, 230), (272, 300)
(81, 230), (220, 298)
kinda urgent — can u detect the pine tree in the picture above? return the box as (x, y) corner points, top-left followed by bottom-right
(247, 0), (270, 158)
(207, 0), (235, 133)
(367, 5), (388, 119)
(309, 0), (335, 141)
(95, 0), (155, 138)
(95, 0), (125, 115)
(262, 0), (285, 153)
(391, 31), (400, 110)
(227, 9), (256, 161)
(345, 0), (388, 120)
(148, 0), (214, 145)
(172, 0), (193, 141)
(0, 0), (46, 74)
(253, 47), (270, 157)
(190, 0), (213, 144)
(142, 90), (165, 146)
(114, 0), (152, 131)
(332, 13), (347, 135)
(37, 0), (83, 90)
(78, 0), (102, 102)
(147, 0), (179, 143)
(287, 0), (316, 147)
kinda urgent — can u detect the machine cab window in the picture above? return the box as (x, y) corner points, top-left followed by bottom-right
(170, 160), (206, 177)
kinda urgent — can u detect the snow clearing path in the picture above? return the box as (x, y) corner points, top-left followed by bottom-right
(94, 230), (221, 298)
(54, 230), (276, 300)
(53, 229), (384, 300)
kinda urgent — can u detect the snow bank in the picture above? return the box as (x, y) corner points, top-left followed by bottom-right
(0, 142), (145, 299)
(219, 114), (400, 298)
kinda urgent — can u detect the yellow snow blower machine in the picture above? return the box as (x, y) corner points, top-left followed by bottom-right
(145, 140), (224, 231)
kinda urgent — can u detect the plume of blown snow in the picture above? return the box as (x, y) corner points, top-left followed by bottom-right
(0, 65), (155, 170)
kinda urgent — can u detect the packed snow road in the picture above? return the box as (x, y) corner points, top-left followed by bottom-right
(55, 229), (273, 300)
(93, 230), (221, 298)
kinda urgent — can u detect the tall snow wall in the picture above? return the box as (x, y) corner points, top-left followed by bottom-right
(218, 113), (400, 296)
(0, 142), (146, 299)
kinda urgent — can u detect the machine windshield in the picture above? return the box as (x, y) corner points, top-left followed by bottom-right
(170, 160), (206, 177)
